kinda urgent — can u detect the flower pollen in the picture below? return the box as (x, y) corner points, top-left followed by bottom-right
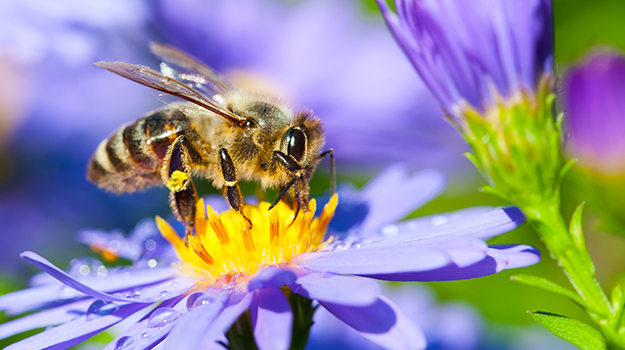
(156, 194), (338, 284)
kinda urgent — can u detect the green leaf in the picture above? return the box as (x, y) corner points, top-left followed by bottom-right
(530, 311), (607, 350)
(569, 202), (595, 273)
(511, 274), (588, 309)
(478, 185), (507, 201)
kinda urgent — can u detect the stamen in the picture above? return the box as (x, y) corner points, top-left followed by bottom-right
(157, 195), (338, 284)
(156, 216), (183, 249)
(206, 205), (230, 245)
(270, 212), (280, 245)
(188, 235), (214, 265)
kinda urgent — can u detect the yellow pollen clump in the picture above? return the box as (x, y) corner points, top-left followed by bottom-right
(156, 194), (338, 284)
(166, 170), (189, 192)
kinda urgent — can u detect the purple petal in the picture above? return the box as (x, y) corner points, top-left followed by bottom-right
(490, 244), (542, 269)
(247, 266), (297, 291)
(101, 296), (186, 350)
(0, 299), (93, 340)
(291, 273), (379, 306)
(5, 302), (149, 350)
(19, 251), (195, 304)
(358, 166), (446, 236)
(164, 291), (253, 350)
(294, 245), (451, 275)
(163, 290), (229, 350)
(371, 206), (525, 245)
(320, 294), (426, 350)
(564, 51), (625, 174)
(250, 288), (292, 350)
(364, 244), (540, 282)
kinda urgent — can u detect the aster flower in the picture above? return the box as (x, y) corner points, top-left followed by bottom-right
(377, 0), (625, 347)
(0, 0), (469, 276)
(563, 49), (625, 236)
(564, 50), (625, 176)
(0, 167), (539, 350)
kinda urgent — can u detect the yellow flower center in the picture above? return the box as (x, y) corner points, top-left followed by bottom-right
(156, 194), (338, 284)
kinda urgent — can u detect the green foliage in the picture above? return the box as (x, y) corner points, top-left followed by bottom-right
(530, 311), (607, 350)
(511, 274), (588, 309)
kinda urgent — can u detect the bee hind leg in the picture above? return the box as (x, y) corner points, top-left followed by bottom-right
(218, 148), (252, 229)
(163, 135), (198, 236)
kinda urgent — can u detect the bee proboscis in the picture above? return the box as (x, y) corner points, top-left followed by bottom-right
(88, 42), (334, 233)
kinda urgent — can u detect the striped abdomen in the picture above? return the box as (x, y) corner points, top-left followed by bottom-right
(87, 107), (204, 193)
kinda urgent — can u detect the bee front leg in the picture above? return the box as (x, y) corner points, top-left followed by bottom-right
(163, 135), (198, 236)
(271, 150), (309, 219)
(218, 148), (252, 228)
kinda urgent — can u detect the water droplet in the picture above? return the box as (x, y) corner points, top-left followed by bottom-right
(147, 307), (181, 328)
(115, 336), (135, 349)
(171, 281), (179, 287)
(69, 257), (104, 278)
(128, 290), (141, 299)
(123, 272), (131, 278)
(145, 239), (157, 251)
(186, 292), (214, 310)
(350, 240), (362, 249)
(148, 259), (157, 268)
(332, 241), (347, 251)
(97, 265), (108, 277)
(86, 299), (118, 321)
(159, 290), (169, 297)
(381, 225), (399, 236)
(141, 332), (150, 339)
(431, 216), (448, 226)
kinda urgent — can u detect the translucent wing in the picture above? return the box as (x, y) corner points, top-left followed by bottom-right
(150, 42), (235, 98)
(94, 61), (245, 125)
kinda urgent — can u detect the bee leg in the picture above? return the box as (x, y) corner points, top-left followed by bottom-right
(218, 148), (252, 228)
(269, 178), (297, 210)
(163, 135), (198, 236)
(272, 150), (309, 213)
(319, 149), (335, 195)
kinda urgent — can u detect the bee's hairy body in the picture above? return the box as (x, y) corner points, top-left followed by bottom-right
(88, 93), (325, 195)
(90, 43), (334, 234)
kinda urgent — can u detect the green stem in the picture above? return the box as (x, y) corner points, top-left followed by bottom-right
(524, 202), (624, 348)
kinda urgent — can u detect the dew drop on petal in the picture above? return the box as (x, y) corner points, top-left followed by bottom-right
(186, 292), (214, 310)
(115, 336), (135, 349)
(332, 241), (347, 251)
(86, 299), (118, 321)
(159, 290), (169, 297)
(97, 265), (108, 277)
(381, 225), (399, 236)
(148, 259), (157, 268)
(128, 290), (141, 299)
(145, 239), (157, 251)
(171, 281), (179, 287)
(147, 307), (181, 328)
(123, 272), (131, 278)
(431, 215), (448, 226)
(350, 240), (362, 249)
(141, 332), (150, 339)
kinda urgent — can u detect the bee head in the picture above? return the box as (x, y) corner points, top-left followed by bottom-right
(281, 110), (325, 168)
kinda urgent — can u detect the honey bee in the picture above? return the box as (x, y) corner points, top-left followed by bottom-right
(88, 43), (334, 233)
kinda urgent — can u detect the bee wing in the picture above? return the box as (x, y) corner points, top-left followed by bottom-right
(150, 42), (235, 97)
(95, 61), (245, 125)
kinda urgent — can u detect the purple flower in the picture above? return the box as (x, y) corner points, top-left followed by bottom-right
(377, 0), (553, 122)
(0, 166), (539, 350)
(564, 50), (625, 175)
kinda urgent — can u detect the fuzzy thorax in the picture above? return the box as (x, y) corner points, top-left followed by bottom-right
(157, 194), (338, 285)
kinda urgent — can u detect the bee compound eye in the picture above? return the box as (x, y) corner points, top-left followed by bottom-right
(287, 128), (306, 162)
